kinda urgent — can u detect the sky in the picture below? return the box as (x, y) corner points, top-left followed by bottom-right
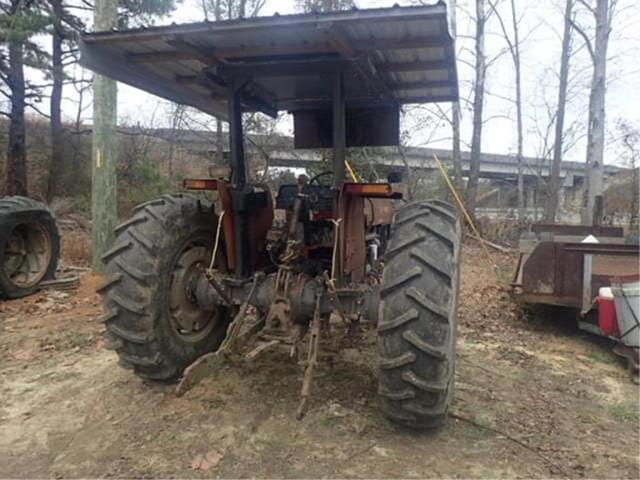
(34, 0), (640, 166)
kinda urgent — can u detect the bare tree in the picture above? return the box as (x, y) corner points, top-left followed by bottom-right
(450, 0), (463, 192)
(571, 0), (616, 225)
(46, 0), (64, 201)
(488, 0), (525, 219)
(199, 0), (268, 173)
(544, 0), (574, 223)
(46, 0), (85, 201)
(617, 120), (639, 230)
(466, 0), (487, 215)
(167, 103), (186, 179)
(296, 0), (355, 12)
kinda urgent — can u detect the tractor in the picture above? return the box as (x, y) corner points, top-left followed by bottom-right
(81, 2), (461, 428)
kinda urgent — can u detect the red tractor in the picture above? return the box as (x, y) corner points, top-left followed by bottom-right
(82, 3), (461, 428)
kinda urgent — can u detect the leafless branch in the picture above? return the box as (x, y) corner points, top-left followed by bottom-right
(576, 0), (596, 15)
(569, 18), (595, 63)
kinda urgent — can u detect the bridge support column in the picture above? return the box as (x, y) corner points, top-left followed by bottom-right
(526, 184), (535, 209)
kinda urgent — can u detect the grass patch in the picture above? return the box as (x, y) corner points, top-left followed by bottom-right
(588, 349), (618, 365)
(316, 414), (340, 428)
(612, 404), (639, 423)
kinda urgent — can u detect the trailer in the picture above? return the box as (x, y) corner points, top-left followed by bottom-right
(512, 224), (640, 375)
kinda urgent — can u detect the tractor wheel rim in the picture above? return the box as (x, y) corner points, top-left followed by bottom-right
(3, 222), (52, 288)
(168, 244), (217, 342)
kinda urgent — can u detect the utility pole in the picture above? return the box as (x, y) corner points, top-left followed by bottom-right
(91, 0), (118, 271)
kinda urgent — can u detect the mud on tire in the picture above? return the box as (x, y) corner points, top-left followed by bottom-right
(377, 200), (461, 429)
(98, 194), (230, 381)
(0, 196), (60, 299)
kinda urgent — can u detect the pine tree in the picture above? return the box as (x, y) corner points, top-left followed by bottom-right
(0, 0), (50, 195)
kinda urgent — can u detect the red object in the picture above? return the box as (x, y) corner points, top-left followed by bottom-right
(597, 295), (620, 337)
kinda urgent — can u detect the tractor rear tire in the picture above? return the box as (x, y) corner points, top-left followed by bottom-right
(98, 194), (230, 381)
(377, 200), (461, 429)
(0, 196), (60, 299)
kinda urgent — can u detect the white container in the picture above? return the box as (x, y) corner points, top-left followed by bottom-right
(611, 279), (640, 348)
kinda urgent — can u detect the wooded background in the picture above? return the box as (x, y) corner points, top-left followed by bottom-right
(1, 0), (638, 229)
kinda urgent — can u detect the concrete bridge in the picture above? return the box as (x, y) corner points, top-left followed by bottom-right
(146, 128), (622, 186)
(259, 145), (621, 187)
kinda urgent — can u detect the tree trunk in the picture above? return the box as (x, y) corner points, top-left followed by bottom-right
(583, 0), (610, 225)
(466, 0), (486, 215)
(6, 0), (28, 196)
(47, 0), (64, 202)
(450, 0), (463, 193)
(544, 0), (573, 224)
(91, 0), (118, 271)
(511, 0), (524, 220)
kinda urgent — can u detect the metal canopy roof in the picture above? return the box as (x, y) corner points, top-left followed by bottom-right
(79, 2), (458, 120)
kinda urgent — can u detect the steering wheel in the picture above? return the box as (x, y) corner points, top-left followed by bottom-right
(308, 171), (333, 186)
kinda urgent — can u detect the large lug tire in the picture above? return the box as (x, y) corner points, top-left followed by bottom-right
(0, 196), (60, 299)
(377, 200), (461, 429)
(98, 194), (230, 381)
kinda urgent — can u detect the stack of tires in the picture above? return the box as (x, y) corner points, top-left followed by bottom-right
(0, 196), (60, 299)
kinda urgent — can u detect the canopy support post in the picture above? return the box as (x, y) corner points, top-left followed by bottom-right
(229, 80), (246, 189)
(228, 79), (251, 278)
(332, 70), (346, 189)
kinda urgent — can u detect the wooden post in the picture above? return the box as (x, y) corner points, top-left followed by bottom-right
(228, 82), (246, 189)
(91, 0), (118, 272)
(332, 70), (345, 189)
(332, 69), (346, 284)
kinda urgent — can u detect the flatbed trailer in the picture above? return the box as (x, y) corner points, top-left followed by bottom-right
(512, 224), (639, 374)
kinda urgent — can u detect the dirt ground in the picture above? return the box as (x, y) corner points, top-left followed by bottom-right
(1, 242), (638, 478)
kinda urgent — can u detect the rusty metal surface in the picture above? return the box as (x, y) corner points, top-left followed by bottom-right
(339, 191), (366, 283)
(520, 242), (584, 308)
(215, 180), (273, 273)
(516, 240), (640, 309)
(79, 4), (456, 119)
(592, 255), (640, 277)
(532, 224), (624, 238)
(248, 183), (274, 270)
(563, 243), (638, 255)
(216, 181), (236, 271)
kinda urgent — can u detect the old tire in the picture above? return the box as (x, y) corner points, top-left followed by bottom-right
(0, 196), (60, 299)
(378, 200), (461, 429)
(98, 194), (230, 381)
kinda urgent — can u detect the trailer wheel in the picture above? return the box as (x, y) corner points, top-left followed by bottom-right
(98, 194), (230, 381)
(377, 200), (461, 429)
(0, 196), (60, 299)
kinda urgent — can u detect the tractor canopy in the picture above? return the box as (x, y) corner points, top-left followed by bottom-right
(80, 2), (458, 147)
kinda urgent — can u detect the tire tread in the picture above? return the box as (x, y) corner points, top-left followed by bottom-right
(378, 200), (461, 429)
